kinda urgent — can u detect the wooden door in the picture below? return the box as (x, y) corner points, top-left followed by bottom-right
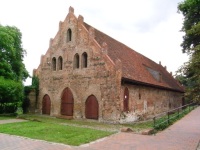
(85, 95), (99, 120)
(42, 94), (51, 115)
(61, 88), (74, 116)
(124, 87), (129, 112)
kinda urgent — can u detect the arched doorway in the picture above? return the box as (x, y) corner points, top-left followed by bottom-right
(85, 95), (99, 120)
(61, 87), (74, 116)
(42, 94), (51, 115)
(123, 87), (129, 112)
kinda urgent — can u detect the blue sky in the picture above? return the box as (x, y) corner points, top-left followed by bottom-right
(0, 0), (188, 85)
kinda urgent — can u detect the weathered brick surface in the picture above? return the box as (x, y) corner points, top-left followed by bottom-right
(119, 85), (182, 122)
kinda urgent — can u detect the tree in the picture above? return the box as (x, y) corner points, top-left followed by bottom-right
(0, 25), (29, 81)
(0, 25), (29, 113)
(178, 0), (200, 102)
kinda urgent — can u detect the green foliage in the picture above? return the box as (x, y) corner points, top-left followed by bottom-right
(178, 0), (200, 54)
(183, 49), (200, 101)
(32, 76), (39, 88)
(0, 25), (29, 81)
(22, 96), (30, 114)
(22, 86), (33, 114)
(0, 77), (23, 104)
(0, 24), (29, 113)
(0, 103), (18, 114)
(0, 77), (23, 113)
(178, 0), (200, 102)
(31, 76), (39, 96)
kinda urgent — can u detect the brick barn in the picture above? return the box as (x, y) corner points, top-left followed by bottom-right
(31, 6), (184, 123)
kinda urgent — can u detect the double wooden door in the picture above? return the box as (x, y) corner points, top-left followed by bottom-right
(61, 88), (74, 116)
(85, 95), (99, 120)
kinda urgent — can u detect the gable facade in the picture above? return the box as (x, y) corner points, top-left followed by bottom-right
(31, 7), (184, 123)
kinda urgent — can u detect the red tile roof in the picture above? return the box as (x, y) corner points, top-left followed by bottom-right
(84, 23), (184, 93)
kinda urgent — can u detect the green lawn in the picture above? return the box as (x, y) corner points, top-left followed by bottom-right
(19, 115), (121, 132)
(18, 114), (153, 132)
(0, 116), (15, 120)
(0, 121), (114, 146)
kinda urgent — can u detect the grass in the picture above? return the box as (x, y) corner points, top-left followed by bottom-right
(0, 121), (114, 146)
(154, 106), (197, 131)
(124, 120), (153, 131)
(18, 115), (122, 131)
(0, 116), (15, 120)
(18, 114), (153, 132)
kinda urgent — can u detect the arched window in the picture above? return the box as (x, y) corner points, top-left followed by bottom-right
(73, 53), (79, 69)
(124, 87), (129, 112)
(81, 52), (88, 68)
(58, 56), (63, 70)
(67, 28), (72, 42)
(52, 57), (56, 71)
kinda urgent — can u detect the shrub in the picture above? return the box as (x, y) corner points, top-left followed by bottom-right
(0, 77), (23, 114)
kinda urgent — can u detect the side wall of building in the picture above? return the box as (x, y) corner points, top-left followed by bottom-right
(119, 84), (183, 123)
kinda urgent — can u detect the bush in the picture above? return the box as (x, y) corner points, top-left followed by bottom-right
(0, 77), (23, 114)
(0, 103), (18, 114)
(22, 97), (30, 114)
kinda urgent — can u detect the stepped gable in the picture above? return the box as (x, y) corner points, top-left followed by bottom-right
(83, 22), (184, 92)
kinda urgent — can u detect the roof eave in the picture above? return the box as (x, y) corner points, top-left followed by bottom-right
(121, 77), (185, 93)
